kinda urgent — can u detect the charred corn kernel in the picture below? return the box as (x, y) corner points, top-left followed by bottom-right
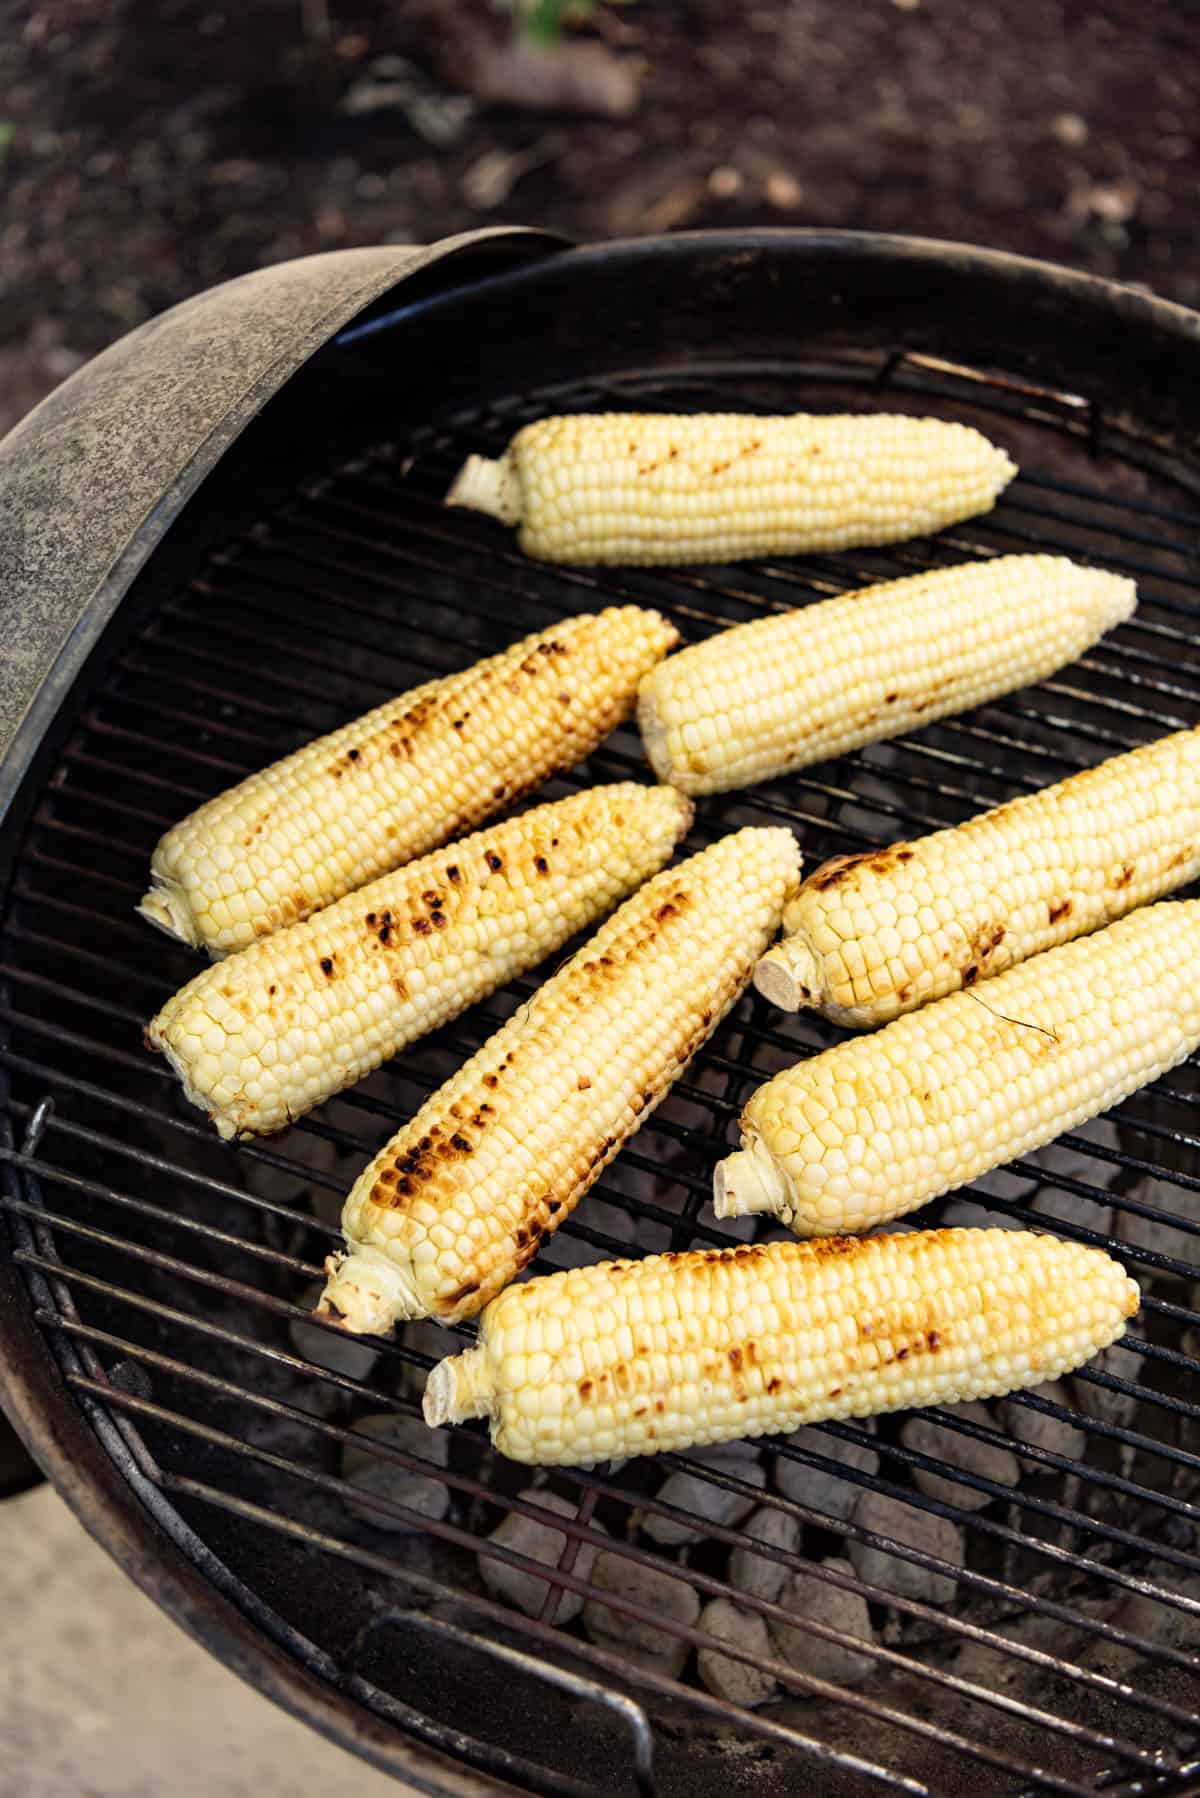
(317, 827), (801, 1334)
(719, 900), (1200, 1238)
(145, 784), (692, 1140)
(445, 412), (1015, 566)
(754, 726), (1200, 1025)
(137, 606), (678, 957)
(422, 1229), (1138, 1465)
(638, 555), (1135, 797)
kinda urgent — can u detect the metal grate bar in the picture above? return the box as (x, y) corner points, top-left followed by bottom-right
(14, 1210), (1199, 1617)
(32, 1275), (1200, 1705)
(159, 1478), (934, 1796)
(51, 1370), (1164, 1797)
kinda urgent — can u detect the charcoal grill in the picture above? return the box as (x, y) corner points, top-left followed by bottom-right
(3, 229), (1200, 1797)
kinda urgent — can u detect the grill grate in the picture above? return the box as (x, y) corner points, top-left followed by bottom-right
(4, 352), (1200, 1797)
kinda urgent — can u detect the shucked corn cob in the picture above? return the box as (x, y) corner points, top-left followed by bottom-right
(138, 606), (677, 957)
(754, 725), (1200, 1026)
(317, 827), (801, 1334)
(145, 784), (692, 1139)
(717, 900), (1200, 1238)
(637, 555), (1136, 796)
(445, 412), (1015, 566)
(423, 1229), (1138, 1465)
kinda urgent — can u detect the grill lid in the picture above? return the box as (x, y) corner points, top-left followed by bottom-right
(0, 228), (565, 805)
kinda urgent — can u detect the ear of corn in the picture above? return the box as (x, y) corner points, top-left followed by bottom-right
(445, 412), (1015, 566)
(754, 725), (1200, 1025)
(422, 1230), (1138, 1466)
(717, 900), (1200, 1238)
(317, 827), (802, 1335)
(637, 555), (1135, 796)
(145, 784), (693, 1140)
(137, 606), (678, 957)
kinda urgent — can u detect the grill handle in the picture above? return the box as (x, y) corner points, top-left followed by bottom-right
(352, 1608), (658, 1798)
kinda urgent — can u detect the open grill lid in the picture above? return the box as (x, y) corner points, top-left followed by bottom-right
(3, 232), (1200, 1797)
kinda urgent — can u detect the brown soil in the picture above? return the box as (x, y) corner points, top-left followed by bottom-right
(1, 0), (1196, 438)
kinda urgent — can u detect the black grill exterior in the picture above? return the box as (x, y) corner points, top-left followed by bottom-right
(3, 233), (1200, 1798)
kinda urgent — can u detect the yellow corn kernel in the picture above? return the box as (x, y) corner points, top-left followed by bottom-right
(317, 827), (801, 1334)
(637, 555), (1135, 796)
(138, 605), (678, 956)
(423, 1230), (1138, 1466)
(719, 900), (1200, 1237)
(146, 784), (692, 1139)
(755, 726), (1200, 1024)
(445, 412), (1014, 566)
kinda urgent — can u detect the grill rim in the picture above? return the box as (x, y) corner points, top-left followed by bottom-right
(6, 228), (1200, 1797)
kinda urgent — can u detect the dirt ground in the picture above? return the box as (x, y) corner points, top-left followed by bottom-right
(1, 0), (1196, 439)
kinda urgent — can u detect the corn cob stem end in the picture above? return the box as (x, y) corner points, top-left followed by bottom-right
(423, 1348), (493, 1429)
(445, 452), (522, 527)
(138, 876), (202, 951)
(713, 1144), (789, 1222)
(316, 1247), (423, 1337)
(752, 931), (822, 1012)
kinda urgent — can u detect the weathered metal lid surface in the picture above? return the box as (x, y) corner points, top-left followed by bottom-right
(0, 227), (565, 799)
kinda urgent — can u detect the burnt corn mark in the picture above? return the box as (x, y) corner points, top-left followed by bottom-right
(320, 957), (335, 978)
(971, 920), (1006, 960)
(579, 1378), (593, 1400)
(482, 1073), (498, 1089)
(1048, 897), (1074, 923)
(806, 1236), (861, 1261)
(348, 748), (360, 762)
(728, 1347), (743, 1370)
(486, 851), (504, 873)
(268, 985), (277, 997)
(766, 1377), (783, 1396)
(411, 917), (431, 936)
(446, 865), (461, 884)
(450, 1280), (480, 1307)
(393, 977), (409, 999)
(885, 691), (898, 705)
(1114, 862), (1137, 886)
(577, 1076), (591, 1091)
(535, 855), (549, 875)
(805, 850), (890, 892)
(547, 1198), (562, 1215)
(962, 963), (979, 987)
(898, 983), (913, 1002)
(378, 922), (392, 946)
